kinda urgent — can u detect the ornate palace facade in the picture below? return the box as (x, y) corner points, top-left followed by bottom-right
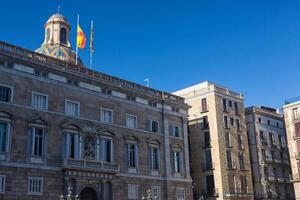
(0, 13), (192, 200)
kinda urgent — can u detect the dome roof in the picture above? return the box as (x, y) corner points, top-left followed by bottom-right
(35, 44), (82, 65)
(46, 13), (70, 26)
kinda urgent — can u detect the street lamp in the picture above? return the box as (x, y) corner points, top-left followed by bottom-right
(59, 186), (80, 200)
(141, 189), (158, 200)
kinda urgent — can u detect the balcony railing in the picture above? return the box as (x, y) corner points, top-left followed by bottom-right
(225, 188), (253, 196)
(63, 158), (119, 173)
(201, 188), (219, 197)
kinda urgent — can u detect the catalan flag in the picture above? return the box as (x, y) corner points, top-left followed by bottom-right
(90, 20), (94, 53)
(77, 24), (86, 49)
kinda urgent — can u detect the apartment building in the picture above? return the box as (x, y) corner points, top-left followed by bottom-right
(246, 106), (294, 199)
(283, 98), (300, 200)
(0, 13), (192, 200)
(174, 81), (254, 200)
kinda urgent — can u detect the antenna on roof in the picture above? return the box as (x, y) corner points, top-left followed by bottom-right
(144, 78), (150, 87)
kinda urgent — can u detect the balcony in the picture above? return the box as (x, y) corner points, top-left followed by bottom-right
(225, 188), (253, 196)
(201, 188), (219, 197)
(62, 158), (119, 173)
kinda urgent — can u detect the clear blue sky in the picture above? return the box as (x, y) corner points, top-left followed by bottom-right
(1, 0), (300, 109)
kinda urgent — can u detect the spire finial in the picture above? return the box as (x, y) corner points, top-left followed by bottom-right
(57, 5), (61, 14)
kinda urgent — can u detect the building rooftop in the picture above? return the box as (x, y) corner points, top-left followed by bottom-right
(0, 41), (186, 105)
(173, 81), (243, 100)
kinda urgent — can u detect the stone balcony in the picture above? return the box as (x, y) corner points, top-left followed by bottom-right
(62, 158), (119, 173)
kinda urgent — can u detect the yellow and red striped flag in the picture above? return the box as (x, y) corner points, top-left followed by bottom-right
(77, 24), (86, 49)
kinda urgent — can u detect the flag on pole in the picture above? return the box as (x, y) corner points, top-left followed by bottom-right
(77, 24), (86, 49)
(90, 21), (94, 53)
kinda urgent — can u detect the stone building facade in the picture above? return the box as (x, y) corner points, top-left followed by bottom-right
(173, 81), (254, 200)
(283, 99), (300, 200)
(245, 106), (294, 199)
(0, 13), (192, 200)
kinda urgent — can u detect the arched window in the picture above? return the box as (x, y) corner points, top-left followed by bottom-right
(60, 27), (67, 44)
(46, 28), (50, 42)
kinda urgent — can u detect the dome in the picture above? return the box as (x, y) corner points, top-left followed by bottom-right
(35, 13), (83, 65)
(35, 44), (82, 65)
(45, 13), (70, 27)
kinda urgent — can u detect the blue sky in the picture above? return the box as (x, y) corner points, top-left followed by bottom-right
(1, 0), (300, 109)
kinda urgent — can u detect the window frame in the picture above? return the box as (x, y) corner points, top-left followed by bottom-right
(0, 121), (10, 154)
(150, 120), (159, 133)
(128, 184), (139, 200)
(0, 84), (13, 103)
(151, 185), (161, 200)
(0, 175), (6, 193)
(31, 91), (48, 110)
(150, 146), (160, 170)
(126, 114), (137, 129)
(65, 99), (80, 116)
(31, 127), (45, 157)
(100, 107), (113, 124)
(27, 177), (43, 195)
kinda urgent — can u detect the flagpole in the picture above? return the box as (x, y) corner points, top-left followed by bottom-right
(75, 14), (79, 65)
(90, 20), (93, 69)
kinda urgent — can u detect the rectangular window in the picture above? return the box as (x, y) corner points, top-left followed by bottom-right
(201, 116), (209, 129)
(69, 134), (75, 158)
(65, 100), (79, 116)
(236, 119), (241, 131)
(176, 187), (185, 200)
(226, 150), (233, 169)
(173, 126), (180, 137)
(238, 134), (244, 150)
(28, 177), (43, 195)
(31, 92), (48, 110)
(102, 139), (112, 162)
(262, 149), (266, 160)
(206, 175), (215, 195)
(240, 176), (247, 194)
(230, 117), (234, 126)
(100, 108), (113, 123)
(260, 130), (265, 142)
(293, 108), (300, 119)
(0, 175), (5, 193)
(222, 99), (227, 112)
(0, 122), (8, 153)
(0, 85), (12, 102)
(264, 167), (268, 180)
(224, 116), (229, 129)
(151, 148), (160, 170)
(151, 186), (161, 200)
(128, 144), (137, 168)
(126, 114), (137, 129)
(204, 150), (212, 170)
(234, 102), (239, 115)
(229, 100), (232, 108)
(150, 121), (159, 133)
(269, 132), (274, 146)
(225, 132), (231, 147)
(295, 123), (300, 136)
(204, 131), (210, 147)
(239, 152), (245, 170)
(31, 128), (44, 157)
(128, 184), (138, 200)
(173, 151), (181, 173)
(201, 98), (208, 112)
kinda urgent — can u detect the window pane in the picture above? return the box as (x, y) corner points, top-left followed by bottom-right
(0, 122), (8, 153)
(0, 86), (11, 102)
